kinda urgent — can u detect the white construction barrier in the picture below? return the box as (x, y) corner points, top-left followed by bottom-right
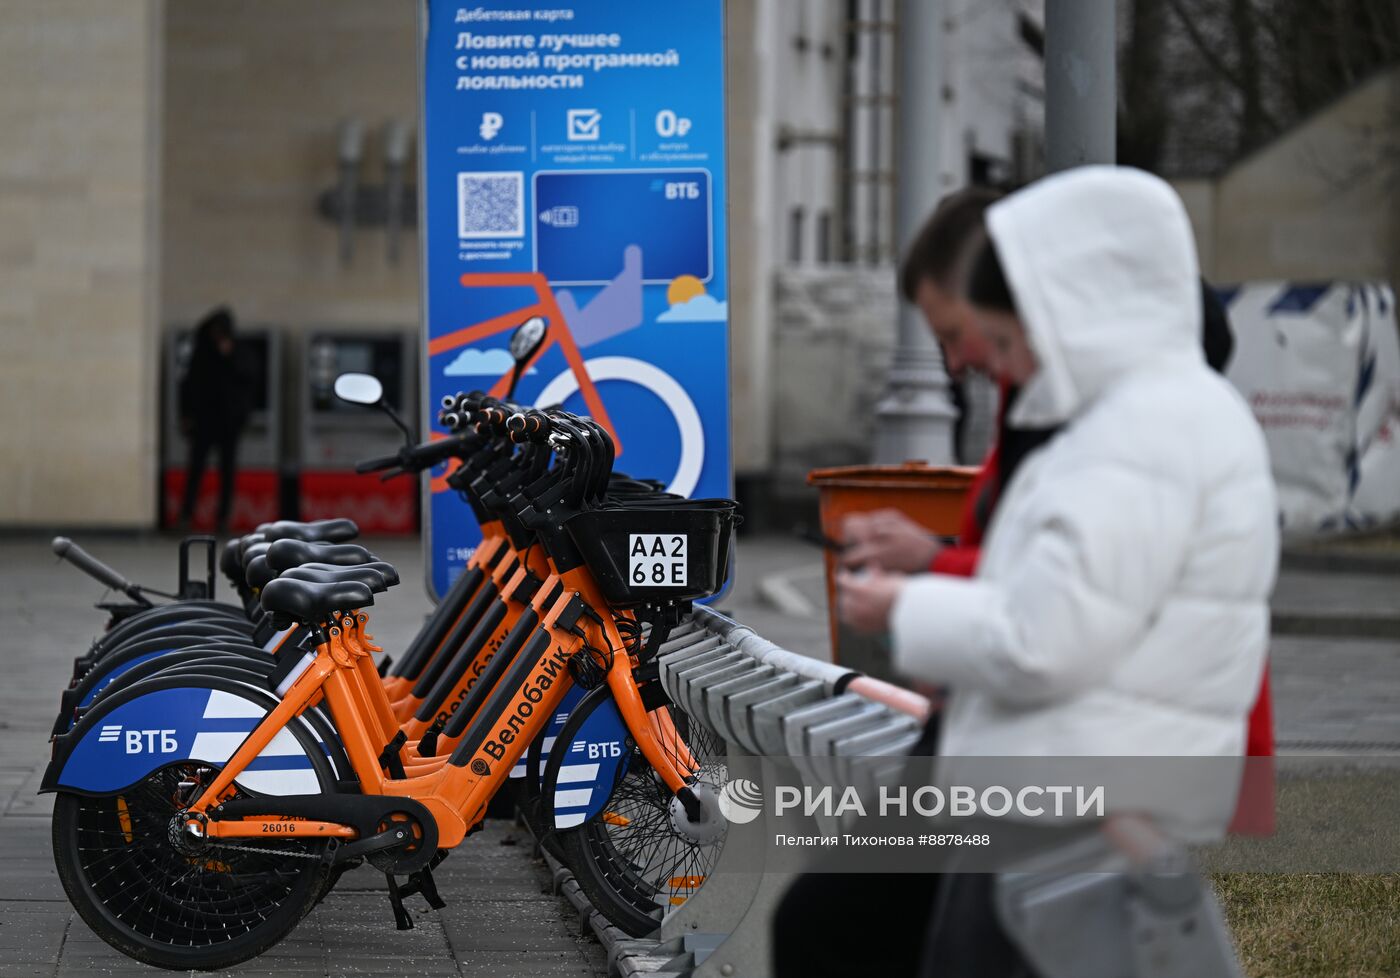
(1224, 282), (1400, 536)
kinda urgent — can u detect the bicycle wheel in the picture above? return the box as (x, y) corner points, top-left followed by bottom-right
(53, 765), (328, 971)
(90, 604), (251, 659)
(558, 699), (727, 936)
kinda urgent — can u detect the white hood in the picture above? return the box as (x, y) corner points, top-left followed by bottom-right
(985, 166), (1204, 428)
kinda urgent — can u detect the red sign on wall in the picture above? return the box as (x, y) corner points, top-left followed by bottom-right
(161, 469), (281, 532)
(163, 469), (418, 535)
(298, 472), (417, 534)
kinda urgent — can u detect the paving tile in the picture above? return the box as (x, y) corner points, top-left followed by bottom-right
(0, 965), (56, 978)
(455, 949), (602, 978)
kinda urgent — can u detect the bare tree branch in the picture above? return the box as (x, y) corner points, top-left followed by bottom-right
(1163, 0), (1247, 91)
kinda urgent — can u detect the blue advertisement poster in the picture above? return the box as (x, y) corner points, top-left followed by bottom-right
(419, 0), (730, 598)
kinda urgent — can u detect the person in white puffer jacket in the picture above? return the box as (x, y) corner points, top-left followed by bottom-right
(839, 166), (1280, 835)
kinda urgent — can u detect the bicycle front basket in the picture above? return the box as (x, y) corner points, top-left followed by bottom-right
(564, 500), (739, 607)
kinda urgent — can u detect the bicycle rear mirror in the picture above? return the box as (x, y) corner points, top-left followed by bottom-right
(334, 372), (384, 407)
(506, 317), (548, 397)
(510, 316), (547, 364)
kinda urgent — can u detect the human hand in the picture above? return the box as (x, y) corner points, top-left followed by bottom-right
(839, 509), (943, 573)
(910, 681), (944, 705)
(835, 566), (907, 634)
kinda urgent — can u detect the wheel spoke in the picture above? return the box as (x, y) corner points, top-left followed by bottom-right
(572, 698), (725, 928)
(61, 764), (322, 950)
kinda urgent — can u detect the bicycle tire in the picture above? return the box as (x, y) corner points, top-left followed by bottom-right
(53, 774), (328, 971)
(557, 698), (726, 936)
(90, 603), (250, 657)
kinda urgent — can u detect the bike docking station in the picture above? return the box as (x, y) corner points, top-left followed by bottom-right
(541, 610), (1244, 978)
(44, 373), (751, 969)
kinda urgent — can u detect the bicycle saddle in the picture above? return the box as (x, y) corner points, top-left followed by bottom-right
(220, 535), (262, 578)
(259, 578), (374, 624)
(256, 519), (359, 544)
(297, 559), (399, 587)
(265, 539), (377, 572)
(249, 557), (398, 593)
(325, 559), (398, 587)
(244, 554), (279, 591)
(280, 564), (393, 593)
(220, 539), (245, 582)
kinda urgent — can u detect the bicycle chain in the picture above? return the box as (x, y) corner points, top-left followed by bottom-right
(204, 840), (324, 860)
(174, 808), (325, 861)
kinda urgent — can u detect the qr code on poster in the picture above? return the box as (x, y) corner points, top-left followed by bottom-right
(457, 171), (524, 239)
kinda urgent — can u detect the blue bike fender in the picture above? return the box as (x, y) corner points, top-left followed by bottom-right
(551, 697), (631, 830)
(77, 649), (176, 709)
(42, 680), (326, 797)
(509, 684), (586, 782)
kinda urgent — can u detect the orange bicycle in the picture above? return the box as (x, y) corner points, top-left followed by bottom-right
(43, 394), (738, 970)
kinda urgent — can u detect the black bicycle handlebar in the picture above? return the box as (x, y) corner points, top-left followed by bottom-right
(52, 537), (152, 606)
(406, 438), (464, 469)
(356, 434), (471, 476)
(355, 454), (400, 475)
(506, 410), (552, 444)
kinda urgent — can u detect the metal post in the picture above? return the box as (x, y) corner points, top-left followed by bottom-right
(873, 0), (956, 465)
(1044, 0), (1117, 172)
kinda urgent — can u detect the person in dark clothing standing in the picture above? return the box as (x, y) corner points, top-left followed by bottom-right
(178, 307), (250, 534)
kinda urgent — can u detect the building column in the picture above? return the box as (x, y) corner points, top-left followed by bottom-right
(873, 0), (957, 465)
(1044, 0), (1116, 172)
(0, 0), (164, 527)
(725, 0), (779, 482)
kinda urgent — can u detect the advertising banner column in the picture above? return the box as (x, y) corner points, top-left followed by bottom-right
(419, 0), (730, 598)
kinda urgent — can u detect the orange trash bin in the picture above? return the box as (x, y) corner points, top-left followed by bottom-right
(807, 464), (976, 673)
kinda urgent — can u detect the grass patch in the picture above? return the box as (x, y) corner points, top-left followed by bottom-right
(1215, 874), (1400, 978)
(1207, 770), (1400, 976)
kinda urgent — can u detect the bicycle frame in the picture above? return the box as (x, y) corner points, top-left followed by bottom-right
(381, 531), (512, 712)
(393, 537), (552, 737)
(184, 567), (695, 850)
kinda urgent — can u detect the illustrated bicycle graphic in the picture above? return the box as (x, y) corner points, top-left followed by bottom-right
(429, 270), (706, 498)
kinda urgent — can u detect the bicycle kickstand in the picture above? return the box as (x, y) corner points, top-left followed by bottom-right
(384, 853), (449, 930)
